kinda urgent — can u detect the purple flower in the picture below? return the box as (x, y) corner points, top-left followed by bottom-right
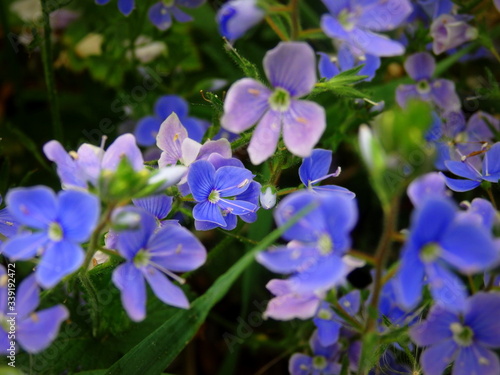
(95, 0), (134, 16)
(221, 42), (326, 164)
(216, 0), (265, 41)
(289, 330), (343, 375)
(320, 0), (412, 57)
(415, 0), (453, 21)
(396, 52), (461, 113)
(44, 134), (144, 190)
(135, 96), (208, 146)
(431, 14), (478, 55)
(0, 196), (19, 244)
(111, 207), (206, 321)
(187, 159), (258, 230)
(2, 186), (100, 288)
(317, 46), (381, 82)
(393, 197), (498, 312)
(0, 270), (68, 354)
(148, 0), (205, 31)
(313, 290), (361, 346)
(156, 112), (231, 170)
(410, 293), (500, 375)
(441, 142), (500, 192)
(299, 149), (355, 197)
(457, 198), (497, 229)
(257, 191), (358, 294)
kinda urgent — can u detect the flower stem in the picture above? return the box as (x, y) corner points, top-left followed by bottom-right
(265, 16), (289, 41)
(289, 0), (300, 40)
(40, 0), (63, 141)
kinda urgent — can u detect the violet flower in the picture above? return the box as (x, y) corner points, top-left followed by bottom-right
(148, 0), (205, 31)
(216, 0), (264, 41)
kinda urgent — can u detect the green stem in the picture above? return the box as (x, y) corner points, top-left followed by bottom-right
(289, 0), (300, 40)
(40, 0), (63, 141)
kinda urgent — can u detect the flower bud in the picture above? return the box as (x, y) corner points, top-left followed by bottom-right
(259, 186), (277, 210)
(217, 0), (265, 41)
(431, 14), (478, 55)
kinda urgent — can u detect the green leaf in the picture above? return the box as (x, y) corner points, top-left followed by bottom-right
(223, 41), (263, 81)
(105, 203), (315, 375)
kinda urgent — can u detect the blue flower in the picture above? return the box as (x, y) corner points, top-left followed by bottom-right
(441, 142), (500, 192)
(216, 0), (265, 41)
(313, 290), (361, 346)
(95, 0), (135, 16)
(135, 96), (209, 146)
(148, 0), (205, 31)
(410, 293), (500, 375)
(111, 207), (206, 321)
(187, 159), (258, 230)
(320, 0), (412, 57)
(393, 197), (498, 312)
(257, 191), (358, 294)
(0, 195), (19, 244)
(0, 269), (68, 353)
(221, 42), (326, 165)
(406, 172), (448, 207)
(2, 186), (99, 288)
(299, 149), (355, 197)
(318, 46), (381, 82)
(396, 52), (461, 112)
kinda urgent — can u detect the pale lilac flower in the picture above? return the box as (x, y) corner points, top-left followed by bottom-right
(431, 14), (478, 55)
(221, 42), (326, 165)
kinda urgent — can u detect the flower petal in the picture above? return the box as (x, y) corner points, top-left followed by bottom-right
(118, 0), (135, 16)
(134, 116), (162, 147)
(404, 52), (435, 81)
(16, 274), (39, 320)
(2, 232), (49, 261)
(214, 166), (254, 197)
(187, 160), (216, 202)
(264, 42), (317, 97)
(116, 208), (158, 260)
(154, 95), (189, 120)
(350, 29), (405, 57)
(299, 149), (332, 186)
(112, 263), (146, 322)
(143, 266), (189, 309)
(426, 263), (468, 313)
(221, 78), (271, 133)
(453, 345), (500, 375)
(289, 254), (346, 294)
(193, 201), (226, 227)
(7, 186), (57, 229)
(393, 243), (425, 310)
(282, 100), (326, 158)
(157, 112), (188, 167)
(247, 110), (282, 165)
(133, 195), (173, 220)
(58, 190), (100, 243)
(419, 340), (458, 375)
(431, 79), (461, 112)
(36, 241), (84, 288)
(464, 292), (500, 348)
(317, 52), (340, 80)
(148, 2), (172, 30)
(17, 305), (68, 353)
(43, 141), (86, 189)
(218, 199), (256, 216)
(102, 133), (144, 172)
(257, 245), (318, 274)
(410, 305), (458, 346)
(442, 175), (481, 192)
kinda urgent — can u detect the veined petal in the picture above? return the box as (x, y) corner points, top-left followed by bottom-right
(7, 186), (57, 229)
(43, 141), (87, 189)
(442, 175), (481, 192)
(115, 208), (157, 260)
(247, 110), (282, 165)
(299, 149), (332, 186)
(483, 143), (500, 181)
(133, 195), (173, 220)
(356, 0), (412, 32)
(180, 138), (202, 166)
(58, 190), (100, 242)
(102, 133), (144, 172)
(193, 201), (226, 227)
(214, 166), (253, 197)
(2, 232), (49, 261)
(187, 160), (216, 201)
(465, 292), (500, 348)
(197, 138), (232, 161)
(157, 112), (188, 167)
(17, 305), (68, 353)
(221, 78), (271, 133)
(143, 266), (189, 309)
(317, 52), (340, 80)
(112, 263), (146, 322)
(289, 254), (346, 294)
(257, 245), (318, 274)
(453, 345), (500, 375)
(445, 160), (482, 181)
(76, 144), (102, 185)
(147, 224), (206, 272)
(263, 42), (317, 97)
(410, 305), (458, 346)
(37, 241), (84, 289)
(282, 100), (326, 158)
(351, 29), (405, 57)
(218, 199), (256, 216)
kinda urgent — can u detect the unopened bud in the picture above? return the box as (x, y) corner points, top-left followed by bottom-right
(260, 186), (277, 210)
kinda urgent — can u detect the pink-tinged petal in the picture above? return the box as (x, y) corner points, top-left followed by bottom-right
(7, 186), (58, 229)
(221, 78), (271, 133)
(404, 52), (435, 81)
(142, 266), (189, 309)
(112, 263), (146, 322)
(410, 305), (458, 346)
(263, 42), (317, 97)
(43, 141), (87, 189)
(102, 134), (144, 172)
(36, 241), (84, 289)
(157, 113), (188, 167)
(420, 340), (458, 375)
(197, 138), (232, 161)
(282, 100), (326, 158)
(57, 190), (100, 243)
(247, 110), (282, 165)
(453, 346), (500, 375)
(2, 232), (49, 261)
(464, 292), (500, 348)
(17, 305), (68, 353)
(180, 138), (202, 166)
